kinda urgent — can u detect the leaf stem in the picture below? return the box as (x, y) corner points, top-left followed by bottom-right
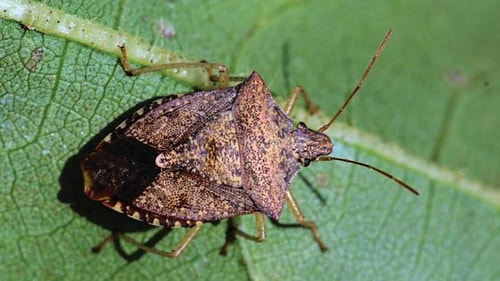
(0, 0), (216, 89)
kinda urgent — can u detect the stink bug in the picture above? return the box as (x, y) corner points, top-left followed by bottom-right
(82, 29), (418, 258)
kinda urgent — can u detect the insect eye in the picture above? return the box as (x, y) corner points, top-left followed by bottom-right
(302, 159), (311, 167)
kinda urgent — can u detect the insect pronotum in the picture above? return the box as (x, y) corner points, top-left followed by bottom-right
(82, 29), (418, 258)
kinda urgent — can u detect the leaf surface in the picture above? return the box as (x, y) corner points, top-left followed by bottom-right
(1, 1), (498, 280)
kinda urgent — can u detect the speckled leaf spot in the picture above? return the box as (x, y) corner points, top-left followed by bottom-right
(82, 30), (418, 258)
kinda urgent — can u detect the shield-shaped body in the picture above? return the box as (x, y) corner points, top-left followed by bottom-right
(82, 72), (306, 227)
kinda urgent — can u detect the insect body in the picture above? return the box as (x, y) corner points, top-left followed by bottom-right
(82, 30), (418, 258)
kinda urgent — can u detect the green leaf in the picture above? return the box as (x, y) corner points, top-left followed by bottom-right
(1, 1), (498, 281)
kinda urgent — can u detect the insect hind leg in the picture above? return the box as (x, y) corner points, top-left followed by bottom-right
(92, 224), (202, 258)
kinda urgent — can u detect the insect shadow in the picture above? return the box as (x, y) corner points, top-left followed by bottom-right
(58, 96), (173, 261)
(56, 94), (266, 261)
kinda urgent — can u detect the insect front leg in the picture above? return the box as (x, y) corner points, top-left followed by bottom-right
(92, 224), (203, 258)
(284, 86), (319, 115)
(284, 190), (329, 252)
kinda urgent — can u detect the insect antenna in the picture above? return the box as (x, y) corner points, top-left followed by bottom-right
(318, 29), (392, 133)
(316, 156), (419, 195)
(316, 30), (419, 195)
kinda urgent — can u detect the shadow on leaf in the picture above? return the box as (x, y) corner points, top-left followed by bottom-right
(57, 96), (174, 261)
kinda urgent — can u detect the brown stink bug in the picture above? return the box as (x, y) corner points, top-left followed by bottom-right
(82, 29), (418, 258)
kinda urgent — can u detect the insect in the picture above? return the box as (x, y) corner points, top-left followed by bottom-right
(82, 29), (418, 258)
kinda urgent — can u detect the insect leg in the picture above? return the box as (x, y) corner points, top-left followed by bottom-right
(231, 213), (267, 242)
(219, 214), (267, 255)
(285, 190), (329, 252)
(283, 86), (319, 115)
(93, 224), (202, 258)
(118, 45), (230, 88)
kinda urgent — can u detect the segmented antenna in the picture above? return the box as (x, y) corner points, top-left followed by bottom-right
(318, 29), (392, 133)
(316, 30), (419, 196)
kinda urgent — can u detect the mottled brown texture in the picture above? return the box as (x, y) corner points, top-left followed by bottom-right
(233, 73), (299, 219)
(82, 71), (332, 227)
